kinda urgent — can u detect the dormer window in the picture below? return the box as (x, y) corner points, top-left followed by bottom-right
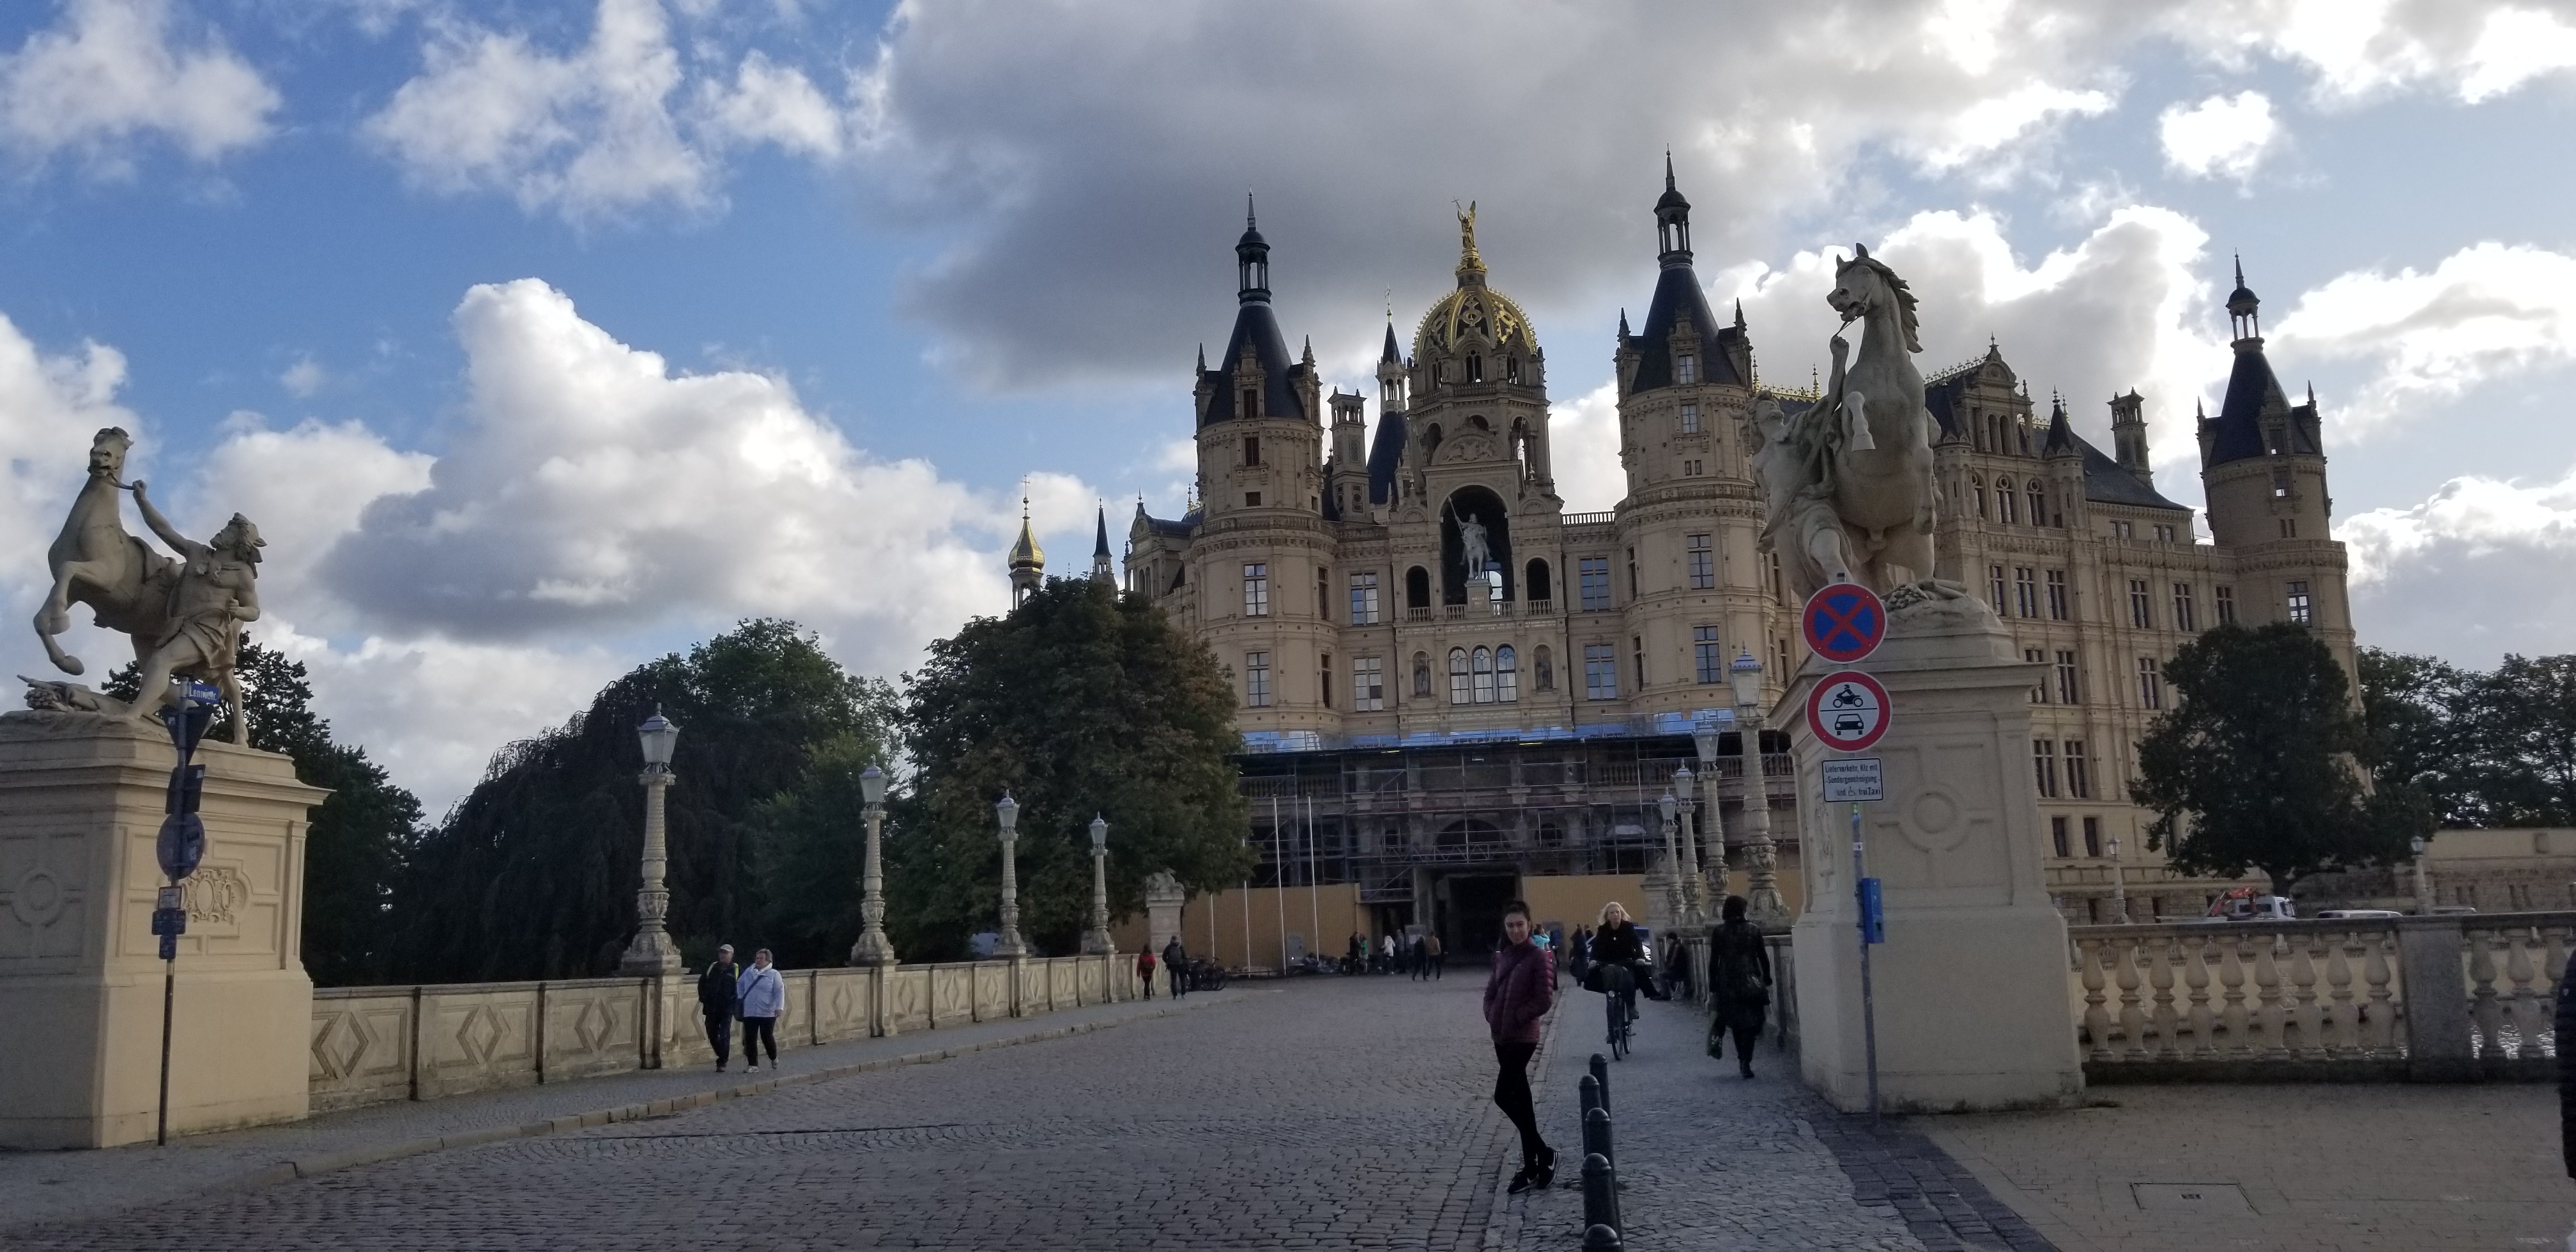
(1243, 436), (1261, 466)
(1675, 354), (1697, 385)
(2272, 469), (2290, 498)
(1680, 403), (1700, 434)
(1241, 388), (1257, 418)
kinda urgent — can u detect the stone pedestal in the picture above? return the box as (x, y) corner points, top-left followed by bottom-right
(1144, 871), (1186, 956)
(0, 712), (327, 1147)
(1784, 604), (2083, 1113)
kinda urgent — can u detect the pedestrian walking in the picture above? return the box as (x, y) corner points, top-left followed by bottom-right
(1382, 933), (1398, 975)
(1425, 933), (1445, 981)
(735, 949), (785, 1073)
(1707, 896), (1774, 1078)
(1409, 934), (1428, 981)
(697, 943), (740, 1072)
(1137, 947), (1158, 998)
(1568, 926), (1591, 986)
(1347, 931), (1365, 975)
(1163, 937), (1189, 998)
(1483, 900), (1556, 1195)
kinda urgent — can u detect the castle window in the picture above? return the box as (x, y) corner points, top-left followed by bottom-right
(2287, 580), (2312, 625)
(1687, 534), (1715, 589)
(1245, 491), (1261, 507)
(2172, 583), (2196, 632)
(1245, 652), (1271, 708)
(2057, 651), (2081, 705)
(1584, 645), (1618, 700)
(2028, 482), (2048, 526)
(1989, 565), (2007, 615)
(2013, 567), (2037, 618)
(1413, 652), (1432, 698)
(1321, 653), (1332, 708)
(2066, 740), (2091, 799)
(1768, 552), (1783, 601)
(2052, 816), (2071, 858)
(1354, 656), (1384, 712)
(1472, 647), (1496, 704)
(2273, 469), (2290, 498)
(1525, 560), (1551, 604)
(2128, 579), (2152, 629)
(2033, 740), (2058, 798)
(2280, 518), (2297, 539)
(1496, 646), (1519, 702)
(2046, 569), (2069, 620)
(1532, 645), (1554, 691)
(1628, 548), (1639, 598)
(2026, 649), (2048, 703)
(1468, 355), (1483, 383)
(1242, 388), (1257, 418)
(1406, 566), (1431, 612)
(1507, 356), (1522, 384)
(1997, 478), (2019, 524)
(1243, 436), (1261, 466)
(1675, 354), (1698, 385)
(1774, 636), (1792, 682)
(1972, 476), (1987, 520)
(1683, 459), (1703, 476)
(1632, 636), (1646, 690)
(2110, 519), (2132, 539)
(2215, 585), (2236, 623)
(1680, 403), (1701, 434)
(2137, 657), (2163, 709)
(1243, 563), (1269, 617)
(1694, 625), (1722, 683)
(1579, 558), (1611, 611)
(2154, 523), (2177, 543)
(1349, 571), (1381, 625)
(1449, 648), (1472, 705)
(2083, 816), (2102, 858)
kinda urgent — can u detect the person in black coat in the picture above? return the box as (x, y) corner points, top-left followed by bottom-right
(1588, 903), (1654, 1011)
(696, 944), (740, 1072)
(1707, 896), (1774, 1078)
(2558, 944), (2575, 1182)
(1163, 938), (1190, 998)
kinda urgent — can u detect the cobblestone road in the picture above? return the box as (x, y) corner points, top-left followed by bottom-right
(8, 977), (1518, 1251)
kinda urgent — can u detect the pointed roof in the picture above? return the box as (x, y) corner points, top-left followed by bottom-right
(1626, 162), (1744, 393)
(1200, 204), (1301, 427)
(2226, 254), (2258, 316)
(1092, 505), (1111, 560)
(2043, 396), (2081, 459)
(2206, 323), (2320, 467)
(1009, 496), (1043, 570)
(1655, 149), (1689, 214)
(1365, 408), (1409, 505)
(1381, 319), (1401, 365)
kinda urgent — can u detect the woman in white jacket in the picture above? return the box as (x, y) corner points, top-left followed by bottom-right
(736, 949), (786, 1072)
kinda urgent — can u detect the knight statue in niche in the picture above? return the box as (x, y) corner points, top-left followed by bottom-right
(1749, 245), (1971, 614)
(1449, 501), (1494, 583)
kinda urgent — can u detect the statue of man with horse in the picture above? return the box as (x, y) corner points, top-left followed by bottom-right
(24, 427), (263, 742)
(1752, 244), (1970, 610)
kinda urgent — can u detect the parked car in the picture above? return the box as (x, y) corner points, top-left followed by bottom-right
(2194, 889), (2297, 922)
(2313, 908), (2402, 920)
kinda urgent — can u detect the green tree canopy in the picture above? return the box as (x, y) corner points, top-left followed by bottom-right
(2456, 653), (2576, 825)
(391, 619), (893, 982)
(2356, 646), (2471, 834)
(890, 577), (1253, 961)
(109, 638), (422, 986)
(2131, 622), (2411, 894)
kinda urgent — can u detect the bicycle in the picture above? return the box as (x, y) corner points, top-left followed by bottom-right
(1597, 962), (1636, 1060)
(1186, 958), (1229, 993)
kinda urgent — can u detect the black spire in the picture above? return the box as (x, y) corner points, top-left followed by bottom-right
(1654, 153), (1692, 266)
(1381, 319), (1401, 365)
(1237, 193), (1270, 303)
(2226, 254), (2260, 340)
(1093, 506), (1112, 558)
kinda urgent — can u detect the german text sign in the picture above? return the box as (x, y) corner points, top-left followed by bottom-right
(1801, 584), (1887, 665)
(1821, 757), (1884, 802)
(1805, 671), (1892, 752)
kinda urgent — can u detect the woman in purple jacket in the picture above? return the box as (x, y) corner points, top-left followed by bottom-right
(1483, 900), (1556, 1194)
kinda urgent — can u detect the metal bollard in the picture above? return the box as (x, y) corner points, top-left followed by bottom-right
(1581, 1152), (1618, 1237)
(1588, 1052), (1611, 1112)
(1581, 1223), (1623, 1252)
(1583, 1104), (1614, 1168)
(1578, 1073), (1601, 1119)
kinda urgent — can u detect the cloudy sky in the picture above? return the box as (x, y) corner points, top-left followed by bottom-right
(3, 0), (2573, 811)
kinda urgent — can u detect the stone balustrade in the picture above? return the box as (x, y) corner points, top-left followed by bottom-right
(310, 954), (1131, 1113)
(2067, 912), (2570, 1083)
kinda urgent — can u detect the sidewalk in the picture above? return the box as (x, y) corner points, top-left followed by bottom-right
(0, 987), (1243, 1236)
(1491, 988), (2056, 1251)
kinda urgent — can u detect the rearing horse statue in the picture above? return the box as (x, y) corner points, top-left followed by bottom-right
(33, 427), (176, 676)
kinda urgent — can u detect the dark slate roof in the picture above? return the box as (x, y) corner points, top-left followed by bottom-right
(1140, 508), (1196, 539)
(2078, 436), (2189, 511)
(1092, 507), (1112, 558)
(1199, 300), (1301, 427)
(1321, 456), (1343, 521)
(1381, 321), (1400, 364)
(1625, 266), (1747, 393)
(2042, 402), (2080, 457)
(2205, 342), (2318, 468)
(1922, 371), (1971, 439)
(1365, 409), (1409, 505)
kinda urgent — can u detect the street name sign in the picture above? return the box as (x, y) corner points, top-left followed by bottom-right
(1801, 584), (1887, 665)
(1805, 671), (1892, 752)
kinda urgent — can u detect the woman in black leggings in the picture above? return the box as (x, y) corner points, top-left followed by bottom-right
(1483, 901), (1556, 1194)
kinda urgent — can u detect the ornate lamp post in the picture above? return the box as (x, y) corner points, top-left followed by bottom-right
(1655, 788), (1683, 928)
(2411, 835), (2434, 914)
(993, 790), (1028, 958)
(618, 708), (685, 975)
(849, 763), (897, 966)
(1729, 648), (1790, 928)
(1673, 764), (1705, 926)
(2107, 834), (2130, 924)
(1693, 725), (1726, 901)
(1082, 814), (1115, 955)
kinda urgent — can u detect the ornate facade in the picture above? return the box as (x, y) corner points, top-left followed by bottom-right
(1097, 177), (2354, 946)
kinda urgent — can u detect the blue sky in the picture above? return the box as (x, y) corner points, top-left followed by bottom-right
(4, 0), (2575, 809)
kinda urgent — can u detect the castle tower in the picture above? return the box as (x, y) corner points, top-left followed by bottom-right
(1090, 504), (1115, 586)
(1009, 494), (1045, 608)
(2110, 389), (2149, 475)
(2197, 258), (2356, 676)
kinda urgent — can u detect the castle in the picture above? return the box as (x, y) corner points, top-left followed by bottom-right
(1018, 165), (2354, 951)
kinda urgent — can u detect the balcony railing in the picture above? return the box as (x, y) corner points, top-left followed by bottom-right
(1404, 607), (1433, 623)
(1563, 510), (1616, 526)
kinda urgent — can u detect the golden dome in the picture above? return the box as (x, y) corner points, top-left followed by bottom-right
(1008, 499), (1043, 569)
(1412, 202), (1537, 361)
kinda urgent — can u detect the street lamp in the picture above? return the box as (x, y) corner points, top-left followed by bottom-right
(849, 763), (897, 966)
(1082, 814), (1115, 955)
(2411, 835), (2434, 914)
(1655, 788), (1683, 929)
(1729, 648), (1790, 929)
(1673, 764), (1704, 926)
(618, 708), (685, 975)
(2107, 834), (2129, 924)
(992, 790), (1027, 958)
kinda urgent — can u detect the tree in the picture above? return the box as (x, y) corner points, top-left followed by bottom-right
(891, 577), (1254, 961)
(107, 639), (422, 986)
(2131, 623), (2411, 894)
(391, 619), (888, 982)
(2457, 653), (2576, 825)
(2356, 647), (2473, 831)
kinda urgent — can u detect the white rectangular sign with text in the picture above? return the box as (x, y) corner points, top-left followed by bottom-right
(1821, 756), (1884, 802)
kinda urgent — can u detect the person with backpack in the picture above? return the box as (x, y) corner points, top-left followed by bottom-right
(1425, 932), (1445, 981)
(1136, 946), (1158, 998)
(735, 949), (786, 1073)
(696, 943), (740, 1073)
(1163, 937), (1189, 998)
(1707, 895), (1774, 1078)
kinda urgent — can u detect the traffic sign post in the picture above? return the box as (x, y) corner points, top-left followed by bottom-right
(1850, 800), (1882, 1127)
(1802, 584), (1888, 665)
(1805, 672), (1893, 753)
(151, 681), (220, 1147)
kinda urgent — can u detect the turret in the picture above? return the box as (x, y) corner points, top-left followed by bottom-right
(2110, 389), (2149, 476)
(1193, 199), (1323, 517)
(1009, 494), (1045, 608)
(1090, 504), (1114, 586)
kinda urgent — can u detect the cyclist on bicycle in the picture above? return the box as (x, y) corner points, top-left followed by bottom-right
(1586, 901), (1655, 1016)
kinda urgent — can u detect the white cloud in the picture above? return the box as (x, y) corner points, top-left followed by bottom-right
(364, 0), (854, 224)
(2268, 241), (2576, 436)
(0, 0), (279, 172)
(2168, 0), (2576, 104)
(2340, 462), (2576, 665)
(1551, 381), (1625, 515)
(280, 354), (323, 398)
(2158, 91), (2278, 181)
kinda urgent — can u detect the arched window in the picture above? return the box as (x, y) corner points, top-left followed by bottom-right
(1506, 355), (1522, 383)
(1406, 567), (1431, 611)
(1997, 477), (2018, 524)
(1971, 475), (1988, 521)
(1468, 354), (1484, 383)
(1533, 645), (1554, 691)
(1525, 559), (1551, 604)
(1496, 646), (1519, 703)
(1449, 648), (1471, 704)
(1471, 646), (1496, 703)
(1413, 652), (1432, 698)
(2028, 482), (2048, 527)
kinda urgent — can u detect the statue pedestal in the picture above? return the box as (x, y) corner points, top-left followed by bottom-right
(1784, 606), (2083, 1113)
(0, 713), (326, 1147)
(1143, 871), (1186, 956)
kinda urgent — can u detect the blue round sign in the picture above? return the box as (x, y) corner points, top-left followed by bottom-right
(1801, 584), (1888, 665)
(155, 813), (204, 882)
